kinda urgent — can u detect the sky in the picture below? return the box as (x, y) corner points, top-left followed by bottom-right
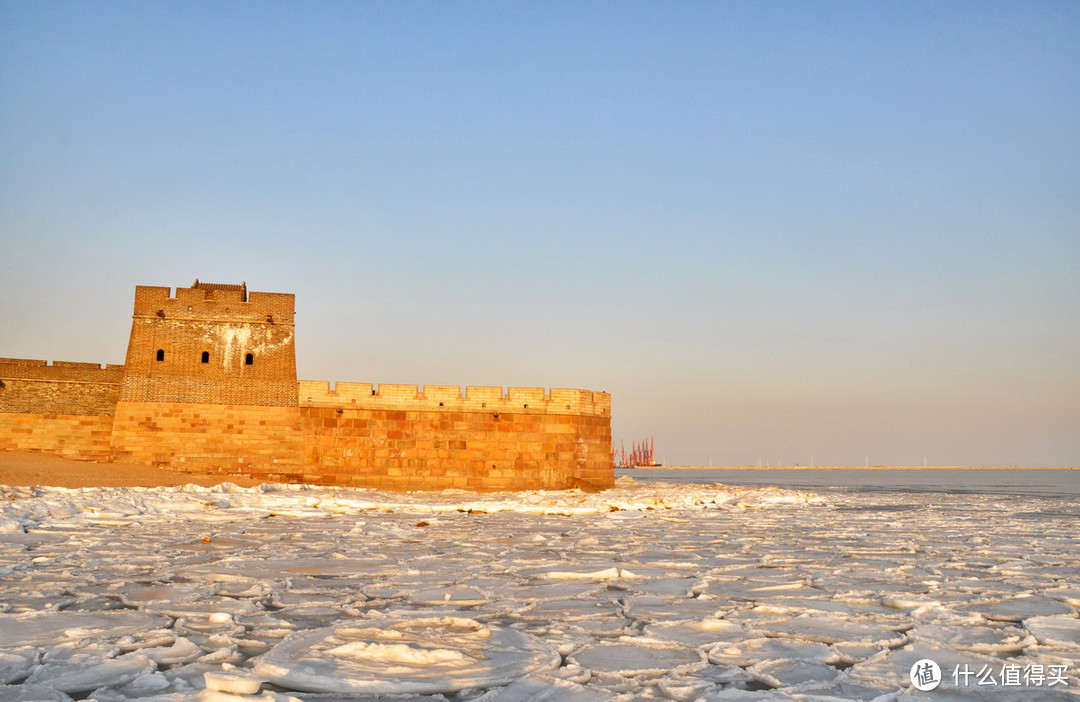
(2, 1), (1078, 467)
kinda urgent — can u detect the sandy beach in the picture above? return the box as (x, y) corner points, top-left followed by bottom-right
(0, 451), (262, 489)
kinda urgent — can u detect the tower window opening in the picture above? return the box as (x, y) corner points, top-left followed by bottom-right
(245, 353), (254, 366)
(156, 349), (165, 362)
(201, 351), (210, 364)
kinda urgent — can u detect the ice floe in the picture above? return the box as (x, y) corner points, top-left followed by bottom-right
(1026, 616), (1080, 647)
(0, 478), (1076, 699)
(568, 640), (706, 680)
(708, 637), (842, 668)
(253, 617), (560, 694)
(24, 650), (155, 694)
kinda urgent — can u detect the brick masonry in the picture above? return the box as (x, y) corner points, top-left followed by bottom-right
(0, 413), (116, 459)
(0, 282), (614, 490)
(119, 285), (298, 407)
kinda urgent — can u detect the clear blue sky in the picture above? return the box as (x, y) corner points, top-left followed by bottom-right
(2, 1), (1077, 467)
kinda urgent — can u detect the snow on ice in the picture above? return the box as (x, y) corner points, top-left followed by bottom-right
(0, 476), (1077, 700)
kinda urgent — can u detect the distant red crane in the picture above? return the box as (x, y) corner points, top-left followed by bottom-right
(613, 436), (658, 468)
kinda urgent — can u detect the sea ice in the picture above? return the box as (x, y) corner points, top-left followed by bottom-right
(568, 641), (705, 679)
(496, 582), (604, 602)
(203, 669), (265, 694)
(0, 611), (170, 647)
(882, 595), (943, 610)
(847, 641), (1003, 689)
(784, 678), (896, 700)
(623, 577), (701, 596)
(117, 583), (212, 607)
(623, 594), (725, 622)
(697, 688), (795, 700)
(520, 565), (641, 581)
(746, 658), (842, 689)
(707, 637), (842, 667)
(473, 675), (614, 701)
(0, 479), (1076, 699)
(0, 684), (73, 702)
(517, 598), (621, 623)
(24, 652), (155, 694)
(253, 617), (560, 694)
(408, 586), (490, 607)
(108, 671), (171, 697)
(0, 651), (36, 686)
(752, 614), (908, 647)
(643, 618), (747, 648)
(657, 677), (717, 701)
(976, 595), (1077, 622)
(140, 637), (205, 666)
(1025, 616), (1080, 647)
(909, 622), (1034, 654)
(1046, 588), (1080, 608)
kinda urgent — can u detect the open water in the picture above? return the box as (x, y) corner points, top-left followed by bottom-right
(619, 468), (1080, 498)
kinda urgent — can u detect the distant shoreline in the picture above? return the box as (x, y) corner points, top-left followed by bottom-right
(629, 465), (1078, 471)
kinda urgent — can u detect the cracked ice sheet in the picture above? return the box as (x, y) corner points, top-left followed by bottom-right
(0, 480), (1078, 700)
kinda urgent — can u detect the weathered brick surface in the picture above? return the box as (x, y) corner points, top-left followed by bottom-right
(0, 412), (115, 459)
(119, 286), (297, 407)
(110, 401), (305, 471)
(295, 404), (613, 491)
(1, 281), (615, 490)
(0, 359), (123, 416)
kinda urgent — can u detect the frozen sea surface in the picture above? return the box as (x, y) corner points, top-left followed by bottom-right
(0, 476), (1077, 701)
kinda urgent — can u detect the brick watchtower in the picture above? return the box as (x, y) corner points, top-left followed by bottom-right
(111, 280), (304, 470)
(118, 280), (298, 406)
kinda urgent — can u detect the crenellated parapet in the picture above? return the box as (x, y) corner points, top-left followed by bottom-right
(298, 380), (610, 418)
(132, 285), (295, 325)
(0, 358), (124, 418)
(0, 358), (125, 383)
(121, 282), (298, 407)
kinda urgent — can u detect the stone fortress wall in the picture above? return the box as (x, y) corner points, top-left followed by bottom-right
(118, 284), (299, 407)
(0, 359), (123, 460)
(295, 382), (611, 491)
(0, 281), (613, 491)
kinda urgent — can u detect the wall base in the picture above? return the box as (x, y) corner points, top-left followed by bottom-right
(0, 413), (116, 460)
(297, 406), (613, 491)
(1, 403), (614, 492)
(109, 401), (305, 472)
